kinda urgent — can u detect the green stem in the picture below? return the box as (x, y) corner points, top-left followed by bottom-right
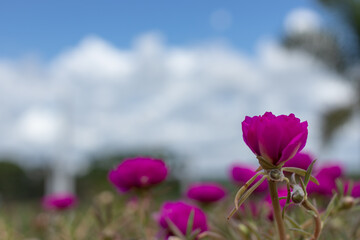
(302, 199), (322, 240)
(268, 180), (287, 240)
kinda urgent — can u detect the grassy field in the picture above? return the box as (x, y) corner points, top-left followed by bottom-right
(0, 184), (359, 240)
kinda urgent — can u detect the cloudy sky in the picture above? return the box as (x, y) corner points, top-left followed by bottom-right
(0, 1), (359, 181)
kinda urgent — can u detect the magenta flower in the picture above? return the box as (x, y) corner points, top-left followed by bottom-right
(307, 164), (343, 196)
(186, 183), (227, 203)
(265, 187), (288, 221)
(230, 164), (268, 192)
(265, 187), (288, 208)
(108, 157), (168, 192)
(42, 193), (77, 211)
(352, 182), (360, 198)
(344, 181), (360, 198)
(283, 152), (314, 170)
(239, 202), (261, 218)
(242, 112), (308, 166)
(158, 201), (208, 238)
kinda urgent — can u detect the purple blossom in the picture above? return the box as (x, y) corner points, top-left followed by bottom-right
(265, 187), (288, 208)
(186, 183), (226, 203)
(108, 157), (168, 192)
(158, 201), (208, 238)
(230, 164), (268, 192)
(265, 187), (288, 221)
(42, 193), (77, 211)
(344, 181), (360, 198)
(242, 112), (308, 166)
(307, 164), (344, 196)
(283, 152), (314, 170)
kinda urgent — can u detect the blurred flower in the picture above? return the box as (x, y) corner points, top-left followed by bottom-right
(158, 201), (207, 238)
(265, 187), (288, 221)
(186, 183), (226, 203)
(108, 157), (168, 192)
(239, 202), (261, 218)
(283, 151), (314, 170)
(42, 193), (77, 211)
(344, 181), (360, 198)
(307, 164), (343, 196)
(242, 112), (308, 166)
(265, 187), (288, 208)
(230, 164), (268, 192)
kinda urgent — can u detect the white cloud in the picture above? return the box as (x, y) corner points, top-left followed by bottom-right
(284, 8), (322, 35)
(0, 32), (358, 178)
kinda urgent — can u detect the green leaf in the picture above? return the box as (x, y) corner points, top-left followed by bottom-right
(288, 227), (312, 237)
(228, 175), (267, 219)
(322, 193), (338, 222)
(188, 229), (201, 240)
(346, 180), (353, 196)
(282, 167), (319, 185)
(299, 177), (306, 194)
(186, 209), (195, 237)
(166, 218), (186, 239)
(234, 171), (264, 209)
(282, 183), (292, 219)
(304, 159), (317, 186)
(285, 215), (302, 229)
(336, 179), (344, 199)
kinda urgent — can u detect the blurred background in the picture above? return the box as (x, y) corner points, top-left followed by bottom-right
(0, 0), (359, 201)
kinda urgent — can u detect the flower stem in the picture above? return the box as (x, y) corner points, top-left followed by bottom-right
(302, 199), (322, 240)
(268, 180), (287, 240)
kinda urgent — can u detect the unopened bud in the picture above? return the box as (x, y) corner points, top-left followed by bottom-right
(269, 169), (284, 182)
(291, 185), (305, 204)
(340, 196), (355, 210)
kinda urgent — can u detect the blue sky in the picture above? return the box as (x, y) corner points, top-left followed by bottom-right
(0, 0), (321, 59)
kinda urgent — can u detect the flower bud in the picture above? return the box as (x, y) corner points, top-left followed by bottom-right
(268, 169), (284, 182)
(291, 185), (305, 204)
(340, 196), (355, 210)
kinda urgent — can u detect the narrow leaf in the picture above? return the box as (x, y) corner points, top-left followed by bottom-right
(234, 171), (264, 209)
(282, 167), (319, 185)
(186, 209), (195, 237)
(282, 183), (292, 219)
(166, 218), (185, 238)
(299, 177), (306, 194)
(304, 159), (316, 186)
(336, 179), (344, 199)
(285, 215), (302, 229)
(322, 193), (338, 222)
(228, 175), (267, 219)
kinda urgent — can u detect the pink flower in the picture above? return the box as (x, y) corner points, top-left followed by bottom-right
(108, 157), (168, 192)
(265, 187), (288, 221)
(344, 181), (360, 198)
(307, 164), (343, 196)
(158, 201), (208, 238)
(186, 183), (226, 203)
(265, 187), (288, 208)
(42, 193), (77, 211)
(283, 152), (314, 170)
(239, 202), (261, 218)
(230, 164), (268, 192)
(242, 112), (308, 166)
